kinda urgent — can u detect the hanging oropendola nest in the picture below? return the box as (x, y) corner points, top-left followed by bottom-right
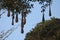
(23, 18), (26, 25)
(40, 0), (52, 23)
(21, 10), (27, 33)
(46, 0), (52, 16)
(15, 13), (18, 23)
(12, 9), (14, 25)
(21, 27), (24, 33)
(42, 13), (45, 23)
(41, 4), (45, 23)
(21, 18), (24, 33)
(12, 16), (14, 25)
(49, 3), (51, 16)
(7, 7), (10, 17)
(21, 18), (24, 28)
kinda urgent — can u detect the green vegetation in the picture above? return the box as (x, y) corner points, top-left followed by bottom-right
(25, 17), (60, 40)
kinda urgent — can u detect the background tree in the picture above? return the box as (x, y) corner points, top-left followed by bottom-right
(25, 17), (60, 40)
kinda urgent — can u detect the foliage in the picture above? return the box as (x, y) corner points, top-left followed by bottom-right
(25, 18), (60, 40)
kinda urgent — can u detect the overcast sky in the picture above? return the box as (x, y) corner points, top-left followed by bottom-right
(0, 0), (60, 40)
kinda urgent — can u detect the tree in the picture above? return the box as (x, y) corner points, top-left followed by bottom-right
(25, 17), (60, 40)
(28, 0), (52, 22)
(0, 0), (52, 33)
(0, 0), (32, 33)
